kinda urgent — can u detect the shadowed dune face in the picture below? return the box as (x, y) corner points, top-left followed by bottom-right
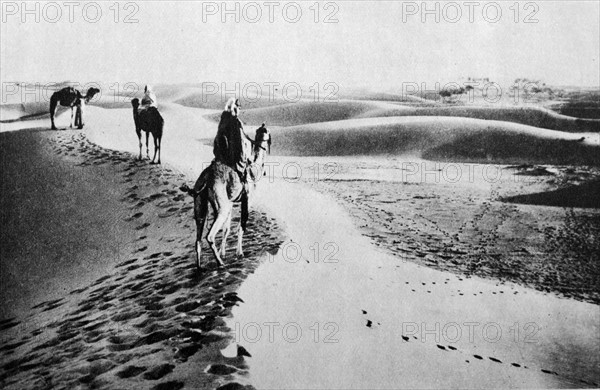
(0, 103), (49, 122)
(361, 106), (600, 133)
(502, 180), (600, 208)
(0, 130), (285, 390)
(206, 100), (409, 127)
(268, 117), (600, 166)
(422, 132), (600, 166)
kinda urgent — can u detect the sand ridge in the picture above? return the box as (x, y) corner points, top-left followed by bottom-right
(0, 131), (284, 390)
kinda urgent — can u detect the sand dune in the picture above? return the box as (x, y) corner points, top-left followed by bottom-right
(174, 90), (289, 111)
(217, 100), (600, 131)
(205, 100), (409, 127)
(269, 116), (600, 165)
(0, 103), (48, 122)
(358, 105), (600, 133)
(4, 84), (598, 137)
(192, 96), (600, 134)
(0, 129), (283, 390)
(1, 85), (599, 389)
(338, 89), (443, 107)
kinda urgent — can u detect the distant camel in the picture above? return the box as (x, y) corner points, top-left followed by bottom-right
(50, 87), (100, 130)
(180, 124), (271, 268)
(131, 98), (164, 164)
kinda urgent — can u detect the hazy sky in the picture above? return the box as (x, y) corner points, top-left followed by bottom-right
(1, 1), (599, 89)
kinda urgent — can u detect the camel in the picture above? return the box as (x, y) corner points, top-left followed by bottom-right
(180, 124), (271, 268)
(131, 98), (164, 164)
(49, 87), (100, 130)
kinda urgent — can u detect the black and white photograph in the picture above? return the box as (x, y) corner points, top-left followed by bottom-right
(1, 1), (599, 389)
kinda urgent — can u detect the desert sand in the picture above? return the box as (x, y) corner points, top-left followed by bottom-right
(1, 86), (599, 389)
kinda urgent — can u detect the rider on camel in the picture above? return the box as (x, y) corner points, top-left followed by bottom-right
(213, 97), (254, 182)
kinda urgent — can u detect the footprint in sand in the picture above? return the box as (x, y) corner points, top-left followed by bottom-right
(206, 363), (239, 376)
(152, 381), (185, 390)
(143, 363), (175, 380)
(116, 258), (138, 268)
(175, 344), (202, 361)
(216, 383), (253, 390)
(175, 301), (201, 313)
(115, 365), (147, 378)
(541, 369), (559, 375)
(130, 212), (144, 219)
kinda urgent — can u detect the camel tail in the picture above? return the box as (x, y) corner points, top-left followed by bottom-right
(180, 184), (199, 197)
(181, 164), (212, 198)
(180, 179), (207, 198)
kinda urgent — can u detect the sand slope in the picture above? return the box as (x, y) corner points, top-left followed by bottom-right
(358, 105), (600, 133)
(0, 130), (284, 389)
(268, 116), (600, 166)
(205, 100), (409, 127)
(0, 130), (136, 318)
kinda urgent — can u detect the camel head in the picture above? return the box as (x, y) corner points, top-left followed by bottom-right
(131, 98), (140, 110)
(84, 87), (100, 103)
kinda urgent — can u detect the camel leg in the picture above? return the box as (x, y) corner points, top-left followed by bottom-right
(75, 107), (80, 128)
(151, 134), (160, 164)
(206, 198), (231, 267)
(156, 136), (161, 164)
(137, 129), (142, 160)
(76, 105), (84, 129)
(220, 208), (233, 258)
(194, 192), (208, 269)
(236, 192), (249, 257)
(145, 132), (150, 160)
(70, 107), (75, 128)
(49, 96), (58, 130)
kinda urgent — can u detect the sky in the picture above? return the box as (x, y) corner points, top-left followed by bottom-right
(1, 1), (599, 90)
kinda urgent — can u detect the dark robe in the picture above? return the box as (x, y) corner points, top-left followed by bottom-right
(213, 111), (250, 175)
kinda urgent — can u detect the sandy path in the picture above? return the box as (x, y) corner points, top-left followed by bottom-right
(230, 180), (599, 389)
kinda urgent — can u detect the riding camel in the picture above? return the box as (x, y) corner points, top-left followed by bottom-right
(180, 124), (271, 268)
(131, 98), (164, 164)
(49, 87), (100, 130)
